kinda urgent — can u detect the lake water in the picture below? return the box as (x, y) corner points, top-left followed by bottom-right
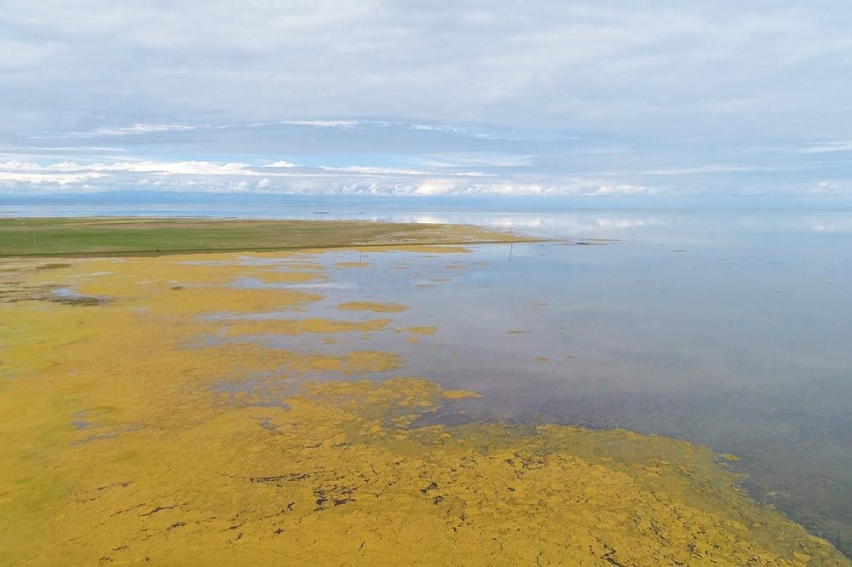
(4, 202), (852, 555)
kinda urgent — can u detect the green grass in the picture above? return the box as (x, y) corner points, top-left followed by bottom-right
(0, 218), (517, 257)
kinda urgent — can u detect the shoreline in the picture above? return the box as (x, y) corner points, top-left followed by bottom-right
(0, 217), (544, 258)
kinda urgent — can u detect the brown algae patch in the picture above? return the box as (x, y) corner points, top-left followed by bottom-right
(249, 271), (329, 284)
(0, 252), (849, 566)
(35, 254), (325, 316)
(35, 262), (72, 270)
(338, 301), (410, 313)
(224, 318), (392, 337)
(443, 390), (482, 400)
(407, 326), (437, 336)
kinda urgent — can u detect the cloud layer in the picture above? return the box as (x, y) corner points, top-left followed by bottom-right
(1, 2), (851, 197)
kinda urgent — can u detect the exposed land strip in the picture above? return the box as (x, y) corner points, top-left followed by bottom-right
(0, 217), (541, 257)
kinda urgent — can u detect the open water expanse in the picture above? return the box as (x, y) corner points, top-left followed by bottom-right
(4, 202), (852, 555)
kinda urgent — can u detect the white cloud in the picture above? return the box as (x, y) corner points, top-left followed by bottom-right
(419, 154), (534, 168)
(635, 165), (796, 176)
(801, 141), (852, 154)
(263, 160), (296, 168)
(95, 124), (196, 136)
(4, 146), (126, 153)
(91, 160), (250, 175)
(282, 120), (360, 128)
(0, 171), (105, 185)
(320, 165), (431, 176)
(0, 159), (254, 180)
(0, 156), (661, 197)
(0, 161), (44, 171)
(594, 184), (656, 196)
(809, 181), (852, 195)
(408, 124), (463, 133)
(414, 180), (457, 196)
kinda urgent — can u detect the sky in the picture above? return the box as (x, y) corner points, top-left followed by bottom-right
(1, 1), (851, 201)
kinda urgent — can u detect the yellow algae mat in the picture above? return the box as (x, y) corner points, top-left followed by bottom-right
(0, 252), (848, 566)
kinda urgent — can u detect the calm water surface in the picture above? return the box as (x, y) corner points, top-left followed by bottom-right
(267, 209), (851, 554)
(5, 204), (852, 554)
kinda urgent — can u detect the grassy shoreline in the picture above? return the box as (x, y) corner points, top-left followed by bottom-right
(0, 217), (539, 257)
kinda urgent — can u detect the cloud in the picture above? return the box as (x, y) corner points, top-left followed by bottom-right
(414, 180), (458, 196)
(47, 160), (251, 176)
(595, 184), (656, 196)
(95, 124), (197, 136)
(319, 166), (433, 176)
(633, 165), (800, 176)
(808, 181), (852, 195)
(2, 2), (852, 199)
(0, 159), (254, 180)
(408, 124), (462, 133)
(0, 157), (656, 197)
(418, 154), (534, 168)
(0, 171), (105, 185)
(282, 120), (360, 128)
(0, 37), (64, 71)
(801, 141), (852, 154)
(3, 1), (851, 139)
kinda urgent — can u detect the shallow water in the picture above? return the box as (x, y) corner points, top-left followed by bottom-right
(5, 203), (852, 553)
(212, 208), (852, 554)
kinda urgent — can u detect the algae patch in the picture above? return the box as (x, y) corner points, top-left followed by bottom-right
(443, 390), (482, 400)
(407, 326), (438, 336)
(223, 317), (392, 337)
(338, 301), (410, 313)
